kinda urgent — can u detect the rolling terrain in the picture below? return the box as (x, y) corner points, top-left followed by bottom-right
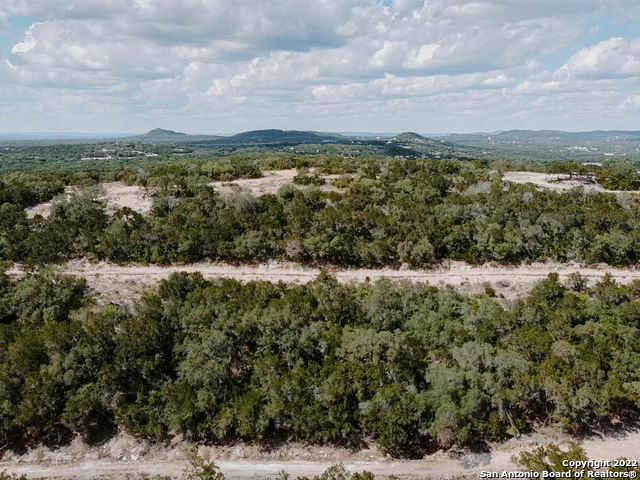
(4, 128), (640, 168)
(2, 137), (640, 480)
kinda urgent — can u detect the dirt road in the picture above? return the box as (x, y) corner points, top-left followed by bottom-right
(7, 260), (640, 304)
(2, 431), (639, 479)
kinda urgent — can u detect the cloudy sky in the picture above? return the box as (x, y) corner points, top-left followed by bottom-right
(1, 0), (640, 134)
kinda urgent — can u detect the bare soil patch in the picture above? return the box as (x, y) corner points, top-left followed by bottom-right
(99, 182), (152, 215)
(24, 183), (151, 219)
(503, 171), (637, 194)
(210, 169), (346, 196)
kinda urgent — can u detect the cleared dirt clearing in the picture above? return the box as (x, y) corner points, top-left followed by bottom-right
(8, 260), (640, 304)
(210, 169), (346, 196)
(24, 182), (151, 219)
(99, 182), (152, 215)
(503, 171), (637, 194)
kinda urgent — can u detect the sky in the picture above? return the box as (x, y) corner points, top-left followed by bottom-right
(1, 0), (640, 134)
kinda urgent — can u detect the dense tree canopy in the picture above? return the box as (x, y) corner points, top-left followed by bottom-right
(1, 270), (639, 455)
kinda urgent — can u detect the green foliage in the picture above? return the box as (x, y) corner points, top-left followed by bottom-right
(182, 449), (226, 480)
(310, 464), (351, 480)
(515, 443), (587, 472)
(0, 473), (28, 480)
(5, 143), (640, 465)
(0, 271), (86, 326)
(597, 160), (640, 190)
(1, 268), (640, 455)
(295, 464), (376, 480)
(516, 443), (640, 477)
(6, 156), (640, 267)
(0, 172), (65, 209)
(293, 168), (326, 186)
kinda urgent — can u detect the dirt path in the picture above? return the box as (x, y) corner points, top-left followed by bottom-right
(0, 458), (504, 479)
(2, 431), (639, 479)
(7, 260), (640, 304)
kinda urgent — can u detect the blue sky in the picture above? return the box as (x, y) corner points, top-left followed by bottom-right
(1, 0), (640, 134)
(0, 16), (37, 56)
(538, 15), (640, 71)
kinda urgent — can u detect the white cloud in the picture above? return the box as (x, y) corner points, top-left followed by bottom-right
(404, 44), (439, 68)
(621, 93), (640, 110)
(1, 0), (640, 132)
(11, 31), (36, 54)
(0, 11), (11, 35)
(567, 37), (640, 78)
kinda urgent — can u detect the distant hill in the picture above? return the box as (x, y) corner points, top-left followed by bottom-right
(207, 129), (344, 145)
(393, 132), (428, 142)
(339, 131), (400, 137)
(7, 127), (638, 162)
(157, 128), (475, 158)
(127, 128), (222, 144)
(145, 128), (188, 137)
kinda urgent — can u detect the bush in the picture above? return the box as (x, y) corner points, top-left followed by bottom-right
(514, 443), (587, 473)
(182, 449), (226, 480)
